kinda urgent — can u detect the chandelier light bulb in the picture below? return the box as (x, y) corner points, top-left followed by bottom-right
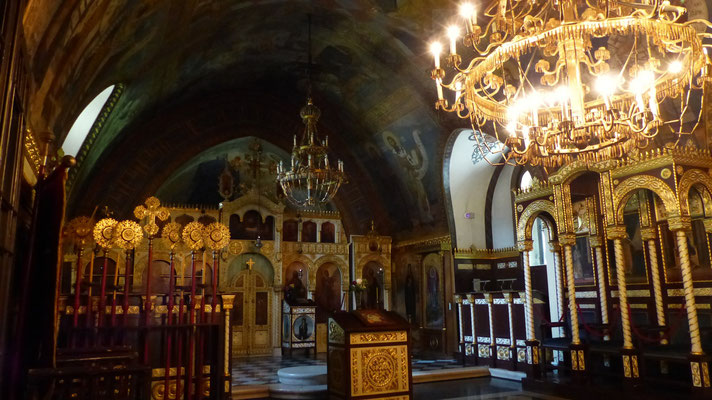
(446, 25), (460, 55)
(668, 60), (683, 74)
(459, 3), (476, 22)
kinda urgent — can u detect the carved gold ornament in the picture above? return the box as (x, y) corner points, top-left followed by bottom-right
(113, 220), (144, 250)
(161, 222), (182, 250)
(365, 352), (396, 388)
(93, 218), (118, 249)
(228, 241), (243, 255)
(204, 222), (230, 250)
(660, 168), (672, 179)
(64, 216), (94, 245)
(134, 196), (170, 237)
(182, 221), (205, 250)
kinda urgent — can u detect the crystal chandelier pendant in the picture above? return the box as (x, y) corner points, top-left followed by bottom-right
(276, 98), (346, 207)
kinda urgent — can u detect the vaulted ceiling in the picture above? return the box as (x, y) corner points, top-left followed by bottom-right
(22, 0), (465, 239)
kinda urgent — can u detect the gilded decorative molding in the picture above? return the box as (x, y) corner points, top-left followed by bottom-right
(328, 319), (345, 344)
(349, 346), (409, 397)
(454, 246), (519, 260)
(350, 331), (407, 345)
(611, 151), (673, 179)
(548, 160), (589, 185)
(678, 168), (712, 217)
(574, 291), (598, 299)
(23, 130), (42, 175)
(611, 289), (651, 297)
(613, 175), (679, 224)
(606, 225), (627, 240)
(516, 199), (557, 242)
(667, 288), (712, 297)
(513, 178), (554, 203)
(393, 235), (450, 250)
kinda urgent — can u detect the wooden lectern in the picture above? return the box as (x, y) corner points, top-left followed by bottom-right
(327, 310), (412, 399)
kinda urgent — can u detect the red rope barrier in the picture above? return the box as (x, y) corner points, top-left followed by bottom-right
(627, 303), (688, 343)
(533, 304), (566, 326)
(575, 303), (620, 338)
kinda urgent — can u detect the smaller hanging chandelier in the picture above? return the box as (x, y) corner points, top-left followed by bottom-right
(276, 15), (346, 207)
(277, 98), (346, 207)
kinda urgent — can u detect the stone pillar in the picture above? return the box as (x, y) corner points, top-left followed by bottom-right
(641, 227), (666, 344)
(549, 241), (565, 337)
(560, 233), (585, 375)
(668, 217), (709, 389)
(518, 240), (540, 376)
(590, 236), (609, 340)
(607, 225), (639, 381)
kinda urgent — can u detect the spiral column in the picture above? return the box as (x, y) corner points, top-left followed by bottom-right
(519, 241), (535, 340)
(549, 241), (565, 337)
(590, 236), (609, 340)
(560, 234), (580, 345)
(641, 228), (667, 344)
(673, 229), (703, 354)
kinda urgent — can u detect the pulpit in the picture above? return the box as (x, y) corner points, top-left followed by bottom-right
(327, 310), (412, 399)
(281, 298), (317, 356)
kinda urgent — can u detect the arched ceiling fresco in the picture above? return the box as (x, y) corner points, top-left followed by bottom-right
(22, 0), (461, 238)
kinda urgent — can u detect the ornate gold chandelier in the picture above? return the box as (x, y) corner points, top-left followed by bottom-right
(431, 0), (712, 167)
(277, 99), (346, 207)
(276, 15), (346, 207)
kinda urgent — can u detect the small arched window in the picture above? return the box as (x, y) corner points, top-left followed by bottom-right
(61, 85), (116, 156)
(520, 170), (533, 190)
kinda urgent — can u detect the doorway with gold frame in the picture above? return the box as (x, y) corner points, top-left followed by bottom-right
(229, 267), (272, 356)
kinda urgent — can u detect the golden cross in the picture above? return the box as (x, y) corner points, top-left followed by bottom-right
(246, 258), (255, 271)
(134, 196), (170, 237)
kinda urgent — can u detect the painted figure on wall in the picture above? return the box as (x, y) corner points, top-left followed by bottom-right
(404, 265), (417, 324)
(382, 130), (432, 224)
(315, 263), (342, 322)
(423, 253), (443, 329)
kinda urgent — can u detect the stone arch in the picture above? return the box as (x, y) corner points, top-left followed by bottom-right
(516, 200), (558, 243)
(614, 175), (679, 224)
(678, 169), (712, 218)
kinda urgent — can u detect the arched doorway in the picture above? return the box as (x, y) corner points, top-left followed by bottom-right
(226, 254), (274, 356)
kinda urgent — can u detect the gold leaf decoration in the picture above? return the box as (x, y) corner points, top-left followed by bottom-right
(204, 222), (230, 251)
(64, 216), (94, 245)
(161, 222), (182, 250)
(93, 218), (118, 248)
(134, 196), (170, 237)
(113, 220), (144, 250)
(182, 221), (205, 251)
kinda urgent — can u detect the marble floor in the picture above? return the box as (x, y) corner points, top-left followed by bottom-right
(231, 354), (467, 386)
(413, 378), (569, 400)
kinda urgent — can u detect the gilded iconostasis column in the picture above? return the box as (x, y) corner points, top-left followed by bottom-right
(668, 218), (703, 355)
(606, 226), (633, 350)
(548, 241), (565, 337)
(559, 234), (580, 346)
(640, 227), (666, 344)
(590, 236), (609, 340)
(518, 240), (535, 341)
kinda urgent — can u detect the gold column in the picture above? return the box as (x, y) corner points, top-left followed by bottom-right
(518, 240), (535, 340)
(485, 293), (495, 350)
(590, 236), (609, 339)
(549, 241), (565, 337)
(221, 294), (235, 394)
(641, 228), (666, 343)
(668, 219), (703, 355)
(607, 226), (633, 350)
(560, 234), (580, 345)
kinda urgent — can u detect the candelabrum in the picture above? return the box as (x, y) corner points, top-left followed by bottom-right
(431, 0), (712, 167)
(276, 98), (347, 207)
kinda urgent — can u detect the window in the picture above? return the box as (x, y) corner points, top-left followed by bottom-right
(61, 85), (115, 156)
(520, 170), (533, 190)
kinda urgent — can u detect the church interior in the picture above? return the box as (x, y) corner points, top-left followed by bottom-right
(1, 0), (712, 399)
